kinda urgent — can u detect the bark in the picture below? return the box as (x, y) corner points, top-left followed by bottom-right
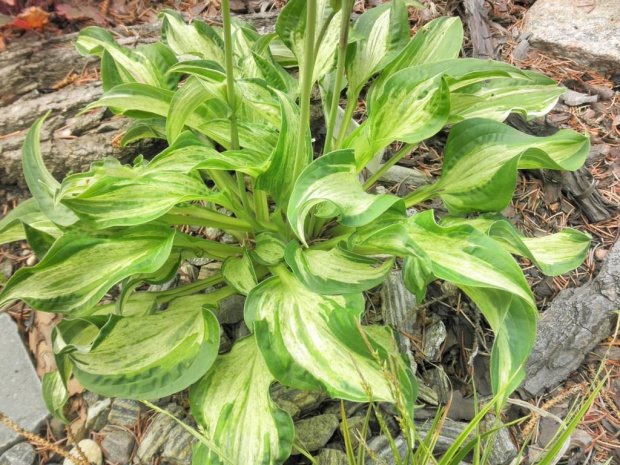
(520, 240), (620, 397)
(0, 13), (278, 189)
(461, 0), (496, 59)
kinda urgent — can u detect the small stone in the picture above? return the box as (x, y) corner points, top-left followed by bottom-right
(214, 295), (246, 324)
(0, 442), (36, 465)
(423, 321), (446, 361)
(204, 227), (222, 241)
(107, 399), (142, 428)
(82, 392), (101, 408)
(49, 418), (67, 440)
(220, 233), (236, 244)
(25, 256), (36, 267)
(378, 165), (430, 189)
(292, 414), (339, 454)
(218, 327), (232, 354)
(0, 261), (12, 280)
(482, 415), (518, 465)
(364, 434), (408, 464)
(560, 89), (598, 107)
(136, 405), (184, 464)
(594, 248), (608, 262)
(63, 439), (103, 465)
(374, 185), (388, 195)
(86, 398), (111, 432)
(198, 262), (221, 281)
(230, 321), (251, 341)
(422, 367), (451, 404)
(161, 423), (197, 465)
(339, 415), (369, 450)
(0, 314), (49, 453)
(317, 448), (348, 465)
(101, 428), (135, 464)
(271, 384), (329, 417)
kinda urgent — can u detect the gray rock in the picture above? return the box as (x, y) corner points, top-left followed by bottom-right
(220, 233), (237, 244)
(560, 89), (598, 107)
(482, 415), (518, 465)
(0, 442), (36, 465)
(161, 424), (196, 465)
(339, 415), (370, 451)
(135, 404), (184, 464)
(271, 385), (330, 418)
(230, 321), (251, 341)
(293, 414), (339, 454)
(101, 428), (135, 464)
(522, 0), (620, 72)
(214, 295), (246, 324)
(422, 367), (451, 404)
(364, 434), (408, 464)
(522, 241), (620, 397)
(317, 448), (348, 465)
(0, 261), (12, 280)
(378, 165), (431, 189)
(81, 392), (101, 408)
(0, 314), (49, 453)
(108, 399), (142, 428)
(63, 439), (103, 465)
(423, 321), (446, 361)
(85, 398), (111, 432)
(380, 271), (416, 369)
(218, 327), (232, 354)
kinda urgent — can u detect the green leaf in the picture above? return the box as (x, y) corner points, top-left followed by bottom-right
(407, 118), (590, 214)
(285, 241), (394, 294)
(159, 10), (225, 65)
(250, 233), (287, 266)
(57, 304), (219, 399)
(351, 210), (538, 397)
(245, 268), (415, 408)
(345, 0), (409, 96)
(255, 90), (312, 207)
(344, 64), (451, 169)
(381, 16), (464, 80)
(449, 71), (565, 123)
(276, 0), (342, 83)
(0, 198), (61, 247)
(190, 336), (294, 465)
(57, 158), (222, 229)
(22, 114), (78, 227)
(0, 224), (175, 314)
(287, 149), (403, 245)
(120, 118), (167, 146)
(441, 214), (591, 276)
(75, 27), (177, 89)
(42, 370), (70, 423)
(221, 251), (257, 296)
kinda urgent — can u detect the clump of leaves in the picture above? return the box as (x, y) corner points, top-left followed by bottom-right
(0, 0), (591, 463)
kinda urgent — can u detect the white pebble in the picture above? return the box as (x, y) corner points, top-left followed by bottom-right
(63, 439), (103, 465)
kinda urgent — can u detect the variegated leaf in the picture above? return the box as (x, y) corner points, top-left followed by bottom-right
(346, 0), (409, 96)
(55, 304), (219, 399)
(287, 149), (402, 245)
(285, 241), (394, 294)
(190, 336), (294, 465)
(221, 250), (257, 296)
(351, 209), (539, 398)
(441, 214), (591, 276)
(405, 118), (590, 213)
(245, 269), (415, 408)
(251, 232), (287, 266)
(0, 198), (61, 246)
(0, 224), (175, 314)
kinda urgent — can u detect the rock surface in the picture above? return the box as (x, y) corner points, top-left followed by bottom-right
(522, 241), (620, 397)
(0, 314), (49, 453)
(63, 439), (103, 465)
(522, 0), (620, 72)
(293, 414), (339, 454)
(0, 442), (36, 465)
(100, 428), (135, 464)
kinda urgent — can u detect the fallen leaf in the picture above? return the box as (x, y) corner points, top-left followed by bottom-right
(28, 311), (63, 378)
(18, 6), (49, 29)
(55, 3), (107, 26)
(612, 113), (620, 127)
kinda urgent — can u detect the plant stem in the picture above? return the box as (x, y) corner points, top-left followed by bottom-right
(324, 0), (352, 154)
(163, 205), (253, 231)
(155, 273), (226, 302)
(295, 0), (318, 171)
(402, 184), (436, 208)
(222, 0), (253, 219)
(334, 91), (357, 150)
(363, 143), (416, 190)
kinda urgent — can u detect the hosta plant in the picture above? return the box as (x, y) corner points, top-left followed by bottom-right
(0, 0), (592, 462)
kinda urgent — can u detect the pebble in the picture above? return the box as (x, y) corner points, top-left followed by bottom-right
(339, 415), (370, 450)
(594, 248), (608, 262)
(85, 398), (111, 432)
(560, 89), (598, 107)
(317, 448), (348, 465)
(100, 428), (135, 464)
(292, 414), (339, 454)
(107, 399), (141, 428)
(214, 295), (245, 324)
(63, 439), (103, 465)
(271, 385), (330, 419)
(423, 321), (447, 361)
(161, 424), (196, 465)
(25, 256), (36, 267)
(0, 442), (36, 465)
(136, 405), (184, 464)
